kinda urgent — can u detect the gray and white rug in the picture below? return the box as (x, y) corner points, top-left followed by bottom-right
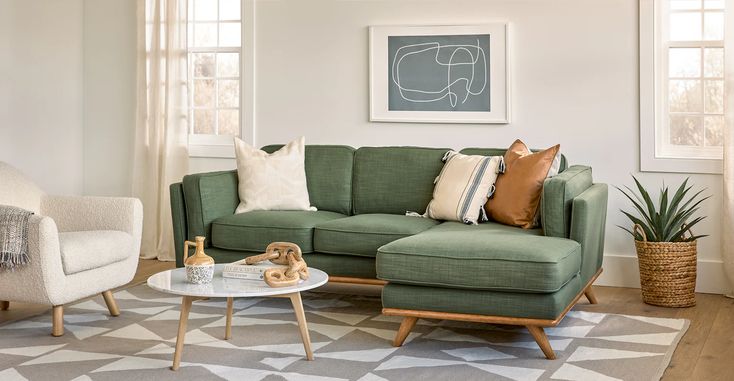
(0, 284), (688, 381)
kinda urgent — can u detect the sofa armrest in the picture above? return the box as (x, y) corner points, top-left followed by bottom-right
(170, 182), (188, 267)
(570, 183), (608, 283)
(181, 170), (240, 244)
(541, 165), (594, 238)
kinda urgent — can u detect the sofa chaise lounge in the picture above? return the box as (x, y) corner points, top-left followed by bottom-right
(170, 145), (608, 359)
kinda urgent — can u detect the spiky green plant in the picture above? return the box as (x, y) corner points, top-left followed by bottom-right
(616, 176), (709, 242)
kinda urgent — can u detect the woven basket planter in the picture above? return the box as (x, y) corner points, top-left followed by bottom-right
(633, 224), (697, 307)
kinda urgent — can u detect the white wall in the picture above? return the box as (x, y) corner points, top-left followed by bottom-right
(0, 0), (85, 195)
(82, 0), (137, 196)
(192, 0), (729, 294)
(0, 0), (135, 197)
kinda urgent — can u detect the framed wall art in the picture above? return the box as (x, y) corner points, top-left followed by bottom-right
(369, 24), (510, 124)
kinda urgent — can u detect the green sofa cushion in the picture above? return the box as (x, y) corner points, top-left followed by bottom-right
(376, 221), (581, 293)
(188, 249), (378, 279)
(381, 275), (582, 320)
(352, 147), (448, 215)
(184, 248), (376, 278)
(314, 214), (440, 258)
(262, 145), (355, 215)
(304, 253), (378, 278)
(191, 247), (262, 266)
(211, 211), (346, 253)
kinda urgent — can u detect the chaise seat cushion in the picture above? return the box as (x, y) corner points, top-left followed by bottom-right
(314, 214), (440, 257)
(376, 221), (581, 293)
(60, 230), (133, 275)
(211, 210), (346, 253)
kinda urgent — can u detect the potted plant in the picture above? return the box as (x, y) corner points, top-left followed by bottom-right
(617, 177), (708, 307)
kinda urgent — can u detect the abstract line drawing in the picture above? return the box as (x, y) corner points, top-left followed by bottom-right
(371, 25), (508, 123)
(390, 39), (488, 108)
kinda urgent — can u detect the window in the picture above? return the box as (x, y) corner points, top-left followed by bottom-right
(640, 0), (732, 173)
(188, 0), (253, 156)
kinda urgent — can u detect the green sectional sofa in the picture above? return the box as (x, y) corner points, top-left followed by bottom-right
(170, 145), (608, 359)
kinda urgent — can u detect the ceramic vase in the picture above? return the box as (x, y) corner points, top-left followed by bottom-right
(184, 236), (215, 284)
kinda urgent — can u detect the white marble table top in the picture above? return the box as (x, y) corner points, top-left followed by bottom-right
(147, 264), (328, 298)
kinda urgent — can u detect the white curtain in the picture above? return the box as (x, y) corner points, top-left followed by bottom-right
(133, 0), (189, 261)
(724, 129), (734, 297)
(724, 124), (734, 298)
(723, 20), (734, 296)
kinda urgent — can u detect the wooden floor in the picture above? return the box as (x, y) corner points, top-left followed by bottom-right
(1, 259), (732, 380)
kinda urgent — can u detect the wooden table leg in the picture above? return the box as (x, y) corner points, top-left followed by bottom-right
(225, 297), (234, 340)
(171, 296), (194, 371)
(288, 292), (314, 360)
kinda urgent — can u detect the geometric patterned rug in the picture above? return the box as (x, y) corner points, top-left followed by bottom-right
(0, 284), (688, 381)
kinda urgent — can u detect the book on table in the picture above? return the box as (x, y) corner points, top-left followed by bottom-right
(222, 259), (288, 280)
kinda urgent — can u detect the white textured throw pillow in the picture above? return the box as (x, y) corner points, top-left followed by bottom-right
(234, 137), (316, 214)
(422, 151), (504, 225)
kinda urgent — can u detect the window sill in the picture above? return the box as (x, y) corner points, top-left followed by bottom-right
(188, 144), (235, 159)
(188, 134), (237, 158)
(640, 155), (722, 175)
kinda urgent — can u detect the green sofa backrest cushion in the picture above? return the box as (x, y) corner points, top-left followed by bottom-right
(261, 144), (355, 215)
(460, 148), (568, 172)
(352, 146), (448, 215)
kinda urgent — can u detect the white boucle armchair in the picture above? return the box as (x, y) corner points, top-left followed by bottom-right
(0, 162), (142, 336)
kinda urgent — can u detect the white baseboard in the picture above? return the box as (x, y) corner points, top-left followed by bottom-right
(596, 253), (731, 295)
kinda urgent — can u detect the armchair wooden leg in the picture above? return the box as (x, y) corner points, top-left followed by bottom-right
(1, 301), (9, 311)
(52, 305), (64, 337)
(392, 316), (418, 347)
(584, 286), (598, 305)
(526, 325), (555, 359)
(102, 290), (120, 317)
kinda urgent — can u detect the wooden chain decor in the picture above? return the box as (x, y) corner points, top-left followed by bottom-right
(244, 242), (310, 288)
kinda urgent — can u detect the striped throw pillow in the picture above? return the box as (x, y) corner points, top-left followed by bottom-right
(422, 151), (504, 225)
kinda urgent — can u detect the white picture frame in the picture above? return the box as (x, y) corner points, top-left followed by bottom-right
(369, 24), (510, 124)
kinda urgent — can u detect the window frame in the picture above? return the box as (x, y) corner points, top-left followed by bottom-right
(188, 0), (255, 158)
(640, 0), (732, 174)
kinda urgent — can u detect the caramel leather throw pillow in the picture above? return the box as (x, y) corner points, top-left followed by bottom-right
(485, 140), (560, 229)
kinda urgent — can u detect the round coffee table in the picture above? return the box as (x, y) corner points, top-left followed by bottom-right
(147, 264), (328, 370)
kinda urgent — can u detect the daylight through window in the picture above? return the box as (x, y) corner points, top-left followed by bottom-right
(659, 0), (726, 159)
(188, 0), (242, 137)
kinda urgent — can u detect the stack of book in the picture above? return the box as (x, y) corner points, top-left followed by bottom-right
(222, 259), (288, 280)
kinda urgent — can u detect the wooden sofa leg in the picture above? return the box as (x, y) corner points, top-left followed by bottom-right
(392, 317), (418, 347)
(102, 290), (120, 317)
(584, 286), (599, 305)
(0, 301), (9, 311)
(526, 326), (556, 360)
(52, 305), (64, 337)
